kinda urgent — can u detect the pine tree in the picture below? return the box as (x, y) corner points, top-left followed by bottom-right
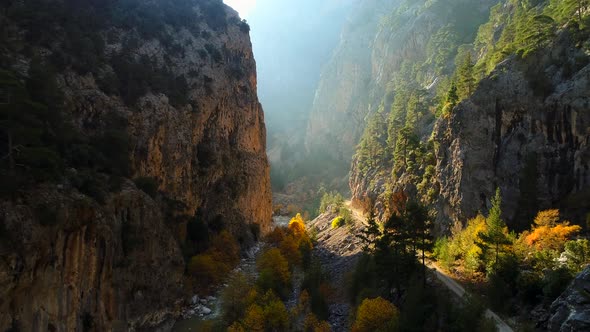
(440, 82), (458, 116)
(456, 52), (475, 99)
(358, 203), (380, 253)
(478, 188), (512, 266)
(405, 201), (433, 282)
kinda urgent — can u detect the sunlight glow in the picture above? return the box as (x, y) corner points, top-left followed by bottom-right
(223, 0), (257, 19)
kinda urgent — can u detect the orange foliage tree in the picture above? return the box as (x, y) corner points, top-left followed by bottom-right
(522, 209), (581, 252)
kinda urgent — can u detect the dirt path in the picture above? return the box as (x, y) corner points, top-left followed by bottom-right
(428, 262), (514, 332)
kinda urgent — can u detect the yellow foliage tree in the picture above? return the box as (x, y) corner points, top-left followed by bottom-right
(242, 304), (265, 332)
(227, 322), (245, 332)
(289, 213), (307, 238)
(280, 234), (303, 267)
(444, 214), (487, 273)
(262, 296), (289, 331)
(258, 248), (295, 296)
(188, 254), (223, 286)
(534, 209), (560, 227)
(352, 297), (399, 332)
(209, 230), (240, 266)
(304, 313), (332, 332)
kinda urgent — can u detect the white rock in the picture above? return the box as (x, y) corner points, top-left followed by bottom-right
(207, 296), (216, 301)
(201, 306), (212, 315)
(191, 295), (199, 304)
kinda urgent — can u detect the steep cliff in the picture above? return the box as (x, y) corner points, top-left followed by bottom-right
(346, 0), (496, 216)
(433, 32), (590, 231)
(347, 0), (590, 231)
(305, 0), (400, 164)
(0, 0), (271, 330)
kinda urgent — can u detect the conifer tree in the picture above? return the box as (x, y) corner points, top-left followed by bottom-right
(358, 202), (380, 253)
(405, 201), (433, 281)
(478, 188), (512, 266)
(457, 52), (475, 99)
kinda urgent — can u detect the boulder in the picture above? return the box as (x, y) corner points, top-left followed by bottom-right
(548, 267), (590, 332)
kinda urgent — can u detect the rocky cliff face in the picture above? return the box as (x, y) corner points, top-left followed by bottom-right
(548, 265), (590, 331)
(433, 34), (590, 230)
(0, 0), (271, 330)
(305, 0), (400, 162)
(0, 186), (185, 331)
(346, 0), (496, 217)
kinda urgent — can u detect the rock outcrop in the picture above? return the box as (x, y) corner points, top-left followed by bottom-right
(548, 266), (590, 332)
(0, 0), (271, 330)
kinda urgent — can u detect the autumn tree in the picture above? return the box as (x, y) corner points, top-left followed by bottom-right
(304, 313), (331, 332)
(221, 273), (252, 324)
(352, 297), (399, 332)
(523, 209), (581, 252)
(478, 188), (512, 266)
(260, 291), (289, 331)
(242, 304), (265, 332)
(257, 248), (291, 297)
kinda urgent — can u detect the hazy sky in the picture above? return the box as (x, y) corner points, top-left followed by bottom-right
(224, 0), (257, 19)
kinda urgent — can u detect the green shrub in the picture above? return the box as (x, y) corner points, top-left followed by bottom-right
(433, 237), (453, 269)
(319, 191), (344, 214)
(339, 207), (354, 226)
(542, 267), (572, 300)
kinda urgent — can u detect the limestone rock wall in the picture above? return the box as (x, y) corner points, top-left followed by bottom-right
(433, 35), (590, 230)
(0, 0), (271, 330)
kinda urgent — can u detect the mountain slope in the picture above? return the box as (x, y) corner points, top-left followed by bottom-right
(344, 0), (590, 231)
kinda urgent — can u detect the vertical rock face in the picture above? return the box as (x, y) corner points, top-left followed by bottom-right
(0, 0), (271, 330)
(0, 187), (185, 331)
(305, 0), (400, 160)
(344, 0), (496, 217)
(433, 35), (590, 229)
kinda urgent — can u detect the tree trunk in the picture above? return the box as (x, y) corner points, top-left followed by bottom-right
(422, 236), (426, 286)
(495, 243), (499, 265)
